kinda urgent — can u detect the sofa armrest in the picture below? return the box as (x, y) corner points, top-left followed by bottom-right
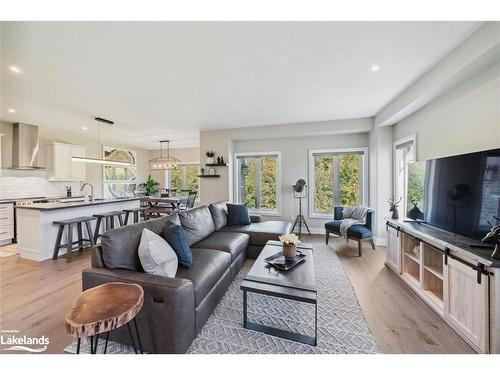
(82, 267), (195, 353)
(250, 214), (263, 223)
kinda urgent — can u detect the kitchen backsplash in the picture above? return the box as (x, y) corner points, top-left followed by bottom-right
(0, 169), (81, 199)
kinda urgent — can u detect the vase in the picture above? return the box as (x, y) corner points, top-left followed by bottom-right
(391, 208), (399, 220)
(282, 243), (297, 259)
(206, 157), (215, 164)
(492, 244), (500, 260)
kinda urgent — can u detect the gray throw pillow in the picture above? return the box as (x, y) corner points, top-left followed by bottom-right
(138, 228), (178, 278)
(209, 201), (228, 230)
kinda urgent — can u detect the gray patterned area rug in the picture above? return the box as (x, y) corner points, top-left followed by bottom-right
(65, 244), (379, 354)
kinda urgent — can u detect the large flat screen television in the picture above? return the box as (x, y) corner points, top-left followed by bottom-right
(408, 148), (500, 241)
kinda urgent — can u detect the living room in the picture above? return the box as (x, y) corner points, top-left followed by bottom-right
(1, 1), (500, 373)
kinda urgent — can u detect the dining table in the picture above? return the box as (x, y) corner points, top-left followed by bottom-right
(140, 196), (189, 216)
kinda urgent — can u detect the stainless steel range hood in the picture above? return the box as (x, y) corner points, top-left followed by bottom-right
(10, 123), (45, 170)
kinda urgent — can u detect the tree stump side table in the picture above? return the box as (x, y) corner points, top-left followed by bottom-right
(65, 282), (144, 354)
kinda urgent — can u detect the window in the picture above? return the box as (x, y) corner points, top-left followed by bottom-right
(166, 164), (200, 195)
(234, 152), (281, 215)
(308, 148), (367, 217)
(394, 135), (423, 217)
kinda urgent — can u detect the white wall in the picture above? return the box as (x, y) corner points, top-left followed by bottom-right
(199, 118), (373, 205)
(0, 121), (150, 199)
(233, 133), (369, 232)
(394, 62), (500, 161)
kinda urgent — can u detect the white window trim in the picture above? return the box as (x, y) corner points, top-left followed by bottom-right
(393, 134), (417, 219)
(233, 151), (281, 217)
(165, 162), (201, 202)
(308, 147), (368, 219)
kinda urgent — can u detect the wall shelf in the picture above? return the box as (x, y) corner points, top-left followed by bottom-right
(205, 163), (228, 167)
(198, 175), (220, 178)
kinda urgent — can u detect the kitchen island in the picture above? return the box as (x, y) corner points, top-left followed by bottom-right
(16, 197), (141, 261)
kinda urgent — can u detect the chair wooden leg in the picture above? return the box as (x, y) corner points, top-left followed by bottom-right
(117, 213), (124, 226)
(53, 225), (64, 260)
(66, 224), (73, 263)
(325, 230), (329, 244)
(124, 212), (130, 225)
(94, 217), (102, 244)
(134, 211), (139, 223)
(77, 223), (84, 251)
(85, 220), (95, 246)
(370, 238), (376, 250)
(357, 240), (362, 257)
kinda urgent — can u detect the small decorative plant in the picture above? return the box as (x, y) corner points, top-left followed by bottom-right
(388, 196), (402, 220)
(279, 233), (300, 259)
(139, 175), (160, 196)
(205, 150), (215, 164)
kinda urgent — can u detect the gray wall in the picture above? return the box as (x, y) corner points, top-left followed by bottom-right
(394, 62), (500, 161)
(233, 133), (369, 232)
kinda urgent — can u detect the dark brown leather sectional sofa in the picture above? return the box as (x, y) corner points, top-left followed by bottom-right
(82, 202), (292, 353)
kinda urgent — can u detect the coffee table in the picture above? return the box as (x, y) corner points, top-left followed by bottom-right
(240, 240), (317, 346)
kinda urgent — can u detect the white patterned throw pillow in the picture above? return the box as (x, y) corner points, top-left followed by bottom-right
(138, 228), (178, 278)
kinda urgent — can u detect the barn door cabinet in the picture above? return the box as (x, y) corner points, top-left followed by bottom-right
(47, 142), (86, 181)
(385, 218), (496, 353)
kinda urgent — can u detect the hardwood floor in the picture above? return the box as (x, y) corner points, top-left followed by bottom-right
(0, 236), (474, 354)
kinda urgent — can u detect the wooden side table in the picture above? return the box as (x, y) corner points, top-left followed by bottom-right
(65, 282), (144, 354)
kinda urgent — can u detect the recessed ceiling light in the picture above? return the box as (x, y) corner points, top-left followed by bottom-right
(8, 65), (21, 74)
(7, 108), (16, 113)
(370, 64), (381, 72)
(82, 126), (88, 131)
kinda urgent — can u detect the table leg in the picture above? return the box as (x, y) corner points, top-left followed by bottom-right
(104, 331), (110, 354)
(76, 338), (81, 354)
(133, 317), (144, 354)
(243, 290), (248, 327)
(314, 299), (318, 346)
(127, 321), (138, 354)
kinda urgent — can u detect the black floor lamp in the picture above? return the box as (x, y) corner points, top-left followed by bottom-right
(291, 179), (311, 238)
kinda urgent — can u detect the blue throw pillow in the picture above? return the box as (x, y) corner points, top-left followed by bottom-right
(226, 204), (251, 226)
(162, 223), (193, 268)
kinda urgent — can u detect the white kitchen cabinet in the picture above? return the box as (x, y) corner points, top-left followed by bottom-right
(47, 142), (86, 181)
(386, 224), (401, 273)
(444, 257), (489, 353)
(0, 203), (15, 244)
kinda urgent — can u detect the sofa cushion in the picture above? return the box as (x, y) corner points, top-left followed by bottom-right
(162, 223), (193, 268)
(138, 228), (178, 277)
(208, 201), (228, 231)
(221, 221), (293, 246)
(101, 213), (179, 271)
(226, 204), (251, 226)
(175, 248), (231, 305)
(325, 220), (373, 239)
(178, 206), (215, 246)
(192, 231), (249, 262)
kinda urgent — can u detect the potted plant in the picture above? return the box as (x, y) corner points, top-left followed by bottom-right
(139, 175), (160, 196)
(205, 150), (215, 165)
(279, 233), (300, 259)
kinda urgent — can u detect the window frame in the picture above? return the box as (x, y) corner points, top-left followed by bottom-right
(233, 151), (282, 217)
(308, 147), (368, 219)
(393, 134), (417, 219)
(165, 162), (200, 201)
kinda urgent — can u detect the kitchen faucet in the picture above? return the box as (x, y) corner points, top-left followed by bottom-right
(81, 183), (95, 202)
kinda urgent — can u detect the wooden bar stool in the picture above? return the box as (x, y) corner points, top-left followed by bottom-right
(93, 211), (125, 243)
(53, 216), (96, 263)
(123, 207), (149, 225)
(66, 282), (144, 354)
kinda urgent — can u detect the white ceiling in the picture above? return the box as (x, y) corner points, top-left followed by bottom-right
(0, 21), (479, 150)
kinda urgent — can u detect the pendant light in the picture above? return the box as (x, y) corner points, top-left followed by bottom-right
(149, 140), (180, 170)
(72, 117), (133, 166)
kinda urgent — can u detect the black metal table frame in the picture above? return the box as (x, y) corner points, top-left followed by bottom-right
(242, 285), (318, 346)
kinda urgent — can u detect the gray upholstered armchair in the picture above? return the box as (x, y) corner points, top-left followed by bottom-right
(324, 206), (375, 256)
